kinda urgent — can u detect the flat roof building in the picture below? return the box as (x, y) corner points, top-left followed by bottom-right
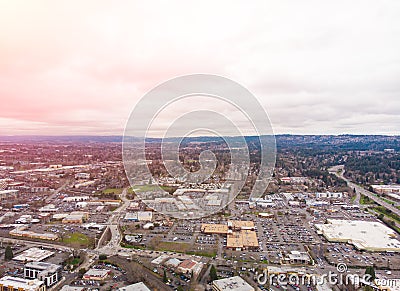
(371, 185), (400, 194)
(0, 276), (45, 291)
(13, 247), (54, 262)
(284, 251), (311, 265)
(228, 220), (255, 231)
(60, 286), (86, 291)
(315, 219), (400, 252)
(83, 269), (110, 281)
(227, 230), (259, 250)
(212, 276), (254, 291)
(10, 228), (58, 241)
(118, 282), (151, 291)
(24, 261), (62, 287)
(201, 224), (229, 234)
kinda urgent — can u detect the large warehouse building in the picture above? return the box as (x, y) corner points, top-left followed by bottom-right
(315, 219), (400, 252)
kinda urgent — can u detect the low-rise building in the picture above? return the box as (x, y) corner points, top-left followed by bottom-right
(13, 247), (55, 262)
(82, 269), (110, 281)
(315, 219), (400, 252)
(24, 262), (62, 287)
(124, 211), (153, 222)
(212, 276), (254, 291)
(165, 258), (182, 268)
(283, 251), (312, 265)
(10, 228), (58, 241)
(60, 286), (86, 291)
(315, 192), (343, 199)
(0, 276), (46, 291)
(177, 259), (203, 276)
(62, 212), (89, 224)
(117, 282), (151, 291)
(75, 173), (90, 179)
(201, 224), (229, 234)
(371, 185), (400, 194)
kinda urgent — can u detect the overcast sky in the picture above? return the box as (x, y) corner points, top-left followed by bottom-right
(0, 0), (399, 136)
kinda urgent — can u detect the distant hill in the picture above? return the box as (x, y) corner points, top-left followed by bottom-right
(0, 134), (399, 151)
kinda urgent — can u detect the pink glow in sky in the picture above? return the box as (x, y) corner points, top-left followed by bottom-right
(1, 1), (400, 135)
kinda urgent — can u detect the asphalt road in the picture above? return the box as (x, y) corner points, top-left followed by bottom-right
(329, 165), (400, 217)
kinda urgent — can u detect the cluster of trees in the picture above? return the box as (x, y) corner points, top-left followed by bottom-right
(4, 245), (13, 261)
(345, 154), (400, 185)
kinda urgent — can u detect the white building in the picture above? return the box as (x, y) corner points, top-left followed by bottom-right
(315, 219), (400, 252)
(24, 262), (62, 287)
(0, 276), (45, 291)
(124, 211), (153, 222)
(75, 173), (90, 179)
(315, 192), (343, 199)
(118, 282), (151, 291)
(212, 276), (254, 291)
(13, 247), (54, 262)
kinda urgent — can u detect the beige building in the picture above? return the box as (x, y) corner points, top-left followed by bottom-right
(0, 276), (46, 291)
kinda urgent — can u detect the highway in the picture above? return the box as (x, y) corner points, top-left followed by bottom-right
(95, 187), (130, 256)
(329, 165), (400, 217)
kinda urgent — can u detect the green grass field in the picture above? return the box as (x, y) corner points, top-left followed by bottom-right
(103, 188), (123, 195)
(132, 184), (161, 192)
(360, 194), (376, 205)
(61, 232), (92, 248)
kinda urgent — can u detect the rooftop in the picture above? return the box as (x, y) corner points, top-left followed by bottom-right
(0, 276), (44, 289)
(212, 276), (254, 291)
(13, 247), (54, 262)
(25, 261), (61, 273)
(315, 219), (400, 252)
(118, 282), (151, 291)
(201, 224), (228, 234)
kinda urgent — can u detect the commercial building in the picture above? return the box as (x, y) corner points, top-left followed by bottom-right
(60, 286), (86, 291)
(75, 173), (90, 179)
(371, 185), (400, 194)
(24, 262), (62, 287)
(63, 196), (89, 202)
(62, 212), (89, 224)
(10, 228), (58, 241)
(39, 204), (59, 212)
(228, 220), (255, 231)
(13, 247), (54, 262)
(0, 276), (46, 291)
(165, 258), (182, 268)
(201, 221), (259, 251)
(315, 192), (343, 199)
(315, 219), (400, 252)
(212, 276), (254, 291)
(117, 282), (151, 291)
(31, 187), (49, 193)
(82, 269), (110, 281)
(227, 230), (259, 251)
(283, 251), (312, 265)
(201, 224), (229, 234)
(124, 211), (153, 222)
(177, 259), (203, 276)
